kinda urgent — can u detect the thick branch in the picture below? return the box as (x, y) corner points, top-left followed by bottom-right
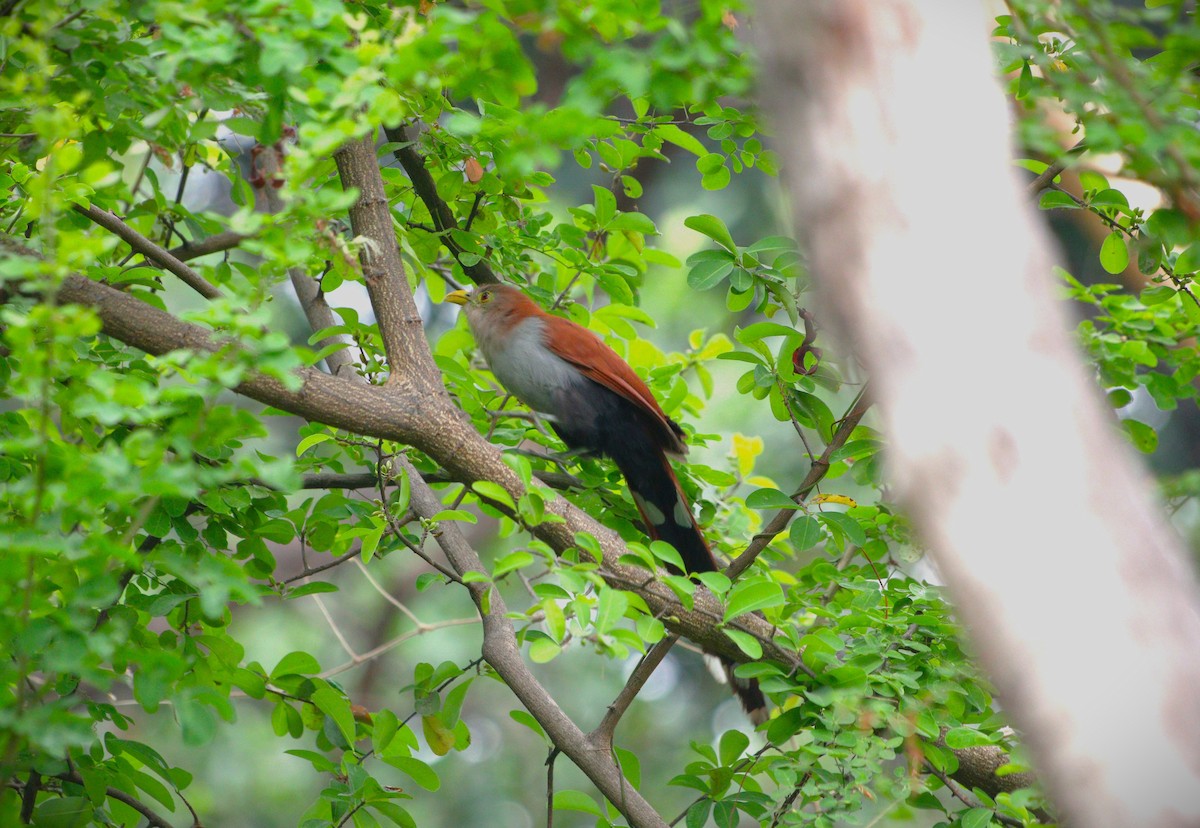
(757, 2), (1200, 825)
(21, 253), (785, 666)
(335, 132), (441, 386)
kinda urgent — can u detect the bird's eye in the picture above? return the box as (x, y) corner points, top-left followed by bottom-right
(478, 290), (492, 304)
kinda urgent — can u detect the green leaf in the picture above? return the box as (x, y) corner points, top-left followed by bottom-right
(472, 480), (515, 510)
(32, 797), (92, 828)
(1140, 285), (1176, 306)
(1122, 418), (1158, 453)
(441, 679), (473, 728)
(594, 588), (629, 634)
(373, 709), (400, 754)
(686, 800), (712, 828)
(696, 571), (731, 595)
(718, 729), (749, 765)
(371, 802), (416, 828)
(789, 516), (823, 551)
(271, 651), (321, 679)
(553, 790), (604, 817)
(960, 808), (995, 828)
(593, 184), (617, 228)
(745, 487), (798, 510)
(311, 685), (357, 745)
(529, 637), (562, 663)
(655, 123), (707, 157)
(1099, 232), (1129, 274)
(1175, 242), (1200, 274)
(696, 152), (725, 175)
(688, 255), (736, 290)
(385, 755), (441, 791)
(649, 539), (686, 572)
(493, 550), (534, 577)
(943, 727), (995, 749)
(723, 628), (763, 659)
(735, 321), (801, 344)
(296, 432), (331, 456)
(819, 512), (867, 547)
(1038, 190), (1078, 210)
(608, 212), (658, 234)
(286, 581), (339, 599)
(509, 709), (548, 742)
(723, 579), (785, 621)
(685, 214), (737, 252)
(701, 165), (732, 191)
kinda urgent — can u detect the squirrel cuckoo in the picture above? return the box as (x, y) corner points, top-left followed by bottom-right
(447, 284), (767, 723)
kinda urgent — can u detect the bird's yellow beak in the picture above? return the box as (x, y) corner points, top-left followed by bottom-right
(445, 289), (470, 306)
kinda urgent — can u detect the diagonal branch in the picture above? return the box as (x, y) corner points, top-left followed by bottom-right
(5, 242), (786, 667)
(384, 123), (500, 286)
(725, 390), (871, 579)
(74, 204), (223, 299)
(396, 455), (667, 828)
(590, 633), (679, 747)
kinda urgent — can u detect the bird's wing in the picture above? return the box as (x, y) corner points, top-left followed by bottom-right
(542, 315), (687, 455)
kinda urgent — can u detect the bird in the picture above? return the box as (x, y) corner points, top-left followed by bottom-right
(447, 283), (767, 723)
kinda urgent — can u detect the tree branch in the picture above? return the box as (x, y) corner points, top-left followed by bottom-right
(301, 467), (582, 492)
(53, 771), (172, 828)
(257, 146), (358, 378)
(168, 229), (248, 261)
(335, 132), (442, 385)
(590, 633), (679, 748)
(725, 391), (871, 579)
(74, 204), (223, 300)
(383, 124), (500, 286)
(397, 455), (668, 828)
(6, 234), (787, 668)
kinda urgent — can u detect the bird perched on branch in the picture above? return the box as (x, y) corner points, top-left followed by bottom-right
(447, 284), (767, 723)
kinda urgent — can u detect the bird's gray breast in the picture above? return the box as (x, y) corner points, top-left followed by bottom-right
(478, 317), (583, 418)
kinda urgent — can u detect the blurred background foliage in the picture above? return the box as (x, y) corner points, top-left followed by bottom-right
(0, 0), (1197, 826)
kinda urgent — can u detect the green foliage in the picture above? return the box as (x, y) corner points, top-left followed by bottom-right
(998, 2), (1200, 460)
(0, 0), (1192, 826)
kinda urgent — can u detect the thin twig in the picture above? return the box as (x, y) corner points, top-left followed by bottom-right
(321, 619), (480, 678)
(590, 633), (680, 746)
(281, 546), (362, 584)
(924, 763), (1023, 827)
(1026, 138), (1086, 195)
(53, 771), (173, 828)
(546, 747), (560, 828)
(725, 389), (871, 579)
(169, 230), (248, 261)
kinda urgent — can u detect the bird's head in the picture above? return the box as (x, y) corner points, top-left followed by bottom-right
(445, 285), (542, 338)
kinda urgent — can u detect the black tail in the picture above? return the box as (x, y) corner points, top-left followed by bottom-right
(610, 438), (768, 723)
(610, 443), (716, 574)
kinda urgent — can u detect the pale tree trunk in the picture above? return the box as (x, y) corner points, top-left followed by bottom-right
(755, 2), (1200, 826)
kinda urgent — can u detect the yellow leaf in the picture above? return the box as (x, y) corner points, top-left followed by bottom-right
(422, 715), (456, 756)
(812, 494), (857, 509)
(732, 433), (763, 477)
